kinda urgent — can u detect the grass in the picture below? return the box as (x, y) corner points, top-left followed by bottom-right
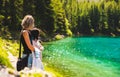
(20, 72), (43, 77)
(0, 37), (13, 68)
(44, 65), (63, 77)
(3, 39), (19, 56)
(0, 37), (62, 77)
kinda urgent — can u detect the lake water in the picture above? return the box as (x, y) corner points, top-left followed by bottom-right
(43, 37), (120, 77)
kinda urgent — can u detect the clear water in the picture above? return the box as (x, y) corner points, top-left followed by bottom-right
(43, 37), (120, 77)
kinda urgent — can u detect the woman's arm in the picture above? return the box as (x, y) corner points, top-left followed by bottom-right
(33, 40), (41, 50)
(33, 40), (44, 51)
(22, 30), (34, 51)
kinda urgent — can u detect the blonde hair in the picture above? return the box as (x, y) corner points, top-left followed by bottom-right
(21, 15), (34, 29)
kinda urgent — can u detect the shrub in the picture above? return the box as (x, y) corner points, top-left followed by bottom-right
(0, 38), (12, 68)
(55, 34), (64, 40)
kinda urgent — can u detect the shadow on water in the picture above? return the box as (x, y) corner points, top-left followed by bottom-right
(43, 37), (120, 77)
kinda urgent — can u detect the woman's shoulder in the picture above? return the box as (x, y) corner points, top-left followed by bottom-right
(22, 30), (31, 34)
(21, 30), (29, 36)
(22, 30), (28, 33)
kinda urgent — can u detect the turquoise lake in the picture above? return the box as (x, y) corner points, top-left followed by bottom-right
(43, 37), (120, 77)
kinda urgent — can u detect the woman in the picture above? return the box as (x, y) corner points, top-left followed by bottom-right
(20, 15), (35, 68)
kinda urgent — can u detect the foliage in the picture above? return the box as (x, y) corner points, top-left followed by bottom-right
(0, 0), (119, 37)
(5, 40), (19, 56)
(66, 29), (72, 36)
(34, 0), (55, 35)
(20, 71), (43, 77)
(51, 0), (72, 35)
(0, 37), (12, 68)
(0, 0), (73, 37)
(45, 67), (63, 77)
(54, 34), (64, 40)
(61, 0), (120, 36)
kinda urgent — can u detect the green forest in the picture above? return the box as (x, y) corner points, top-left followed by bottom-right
(0, 0), (120, 38)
